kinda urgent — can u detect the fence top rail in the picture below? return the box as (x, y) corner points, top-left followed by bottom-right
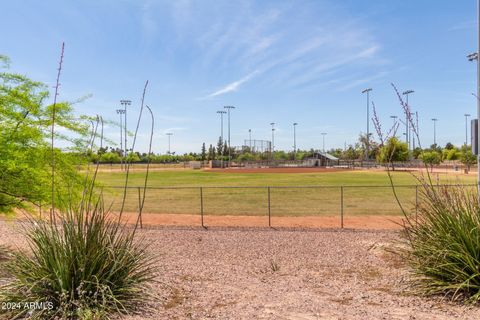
(103, 184), (477, 190)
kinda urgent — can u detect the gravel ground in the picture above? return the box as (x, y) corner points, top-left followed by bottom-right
(0, 221), (479, 319)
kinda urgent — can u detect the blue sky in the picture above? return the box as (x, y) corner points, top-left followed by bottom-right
(1, 0), (478, 153)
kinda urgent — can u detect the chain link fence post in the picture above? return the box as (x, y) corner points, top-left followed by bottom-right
(200, 187), (205, 228)
(268, 187), (271, 227)
(415, 185), (419, 224)
(340, 186), (344, 229)
(137, 187), (143, 229)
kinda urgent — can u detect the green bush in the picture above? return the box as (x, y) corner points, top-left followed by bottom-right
(402, 182), (480, 302)
(0, 193), (156, 319)
(420, 151), (442, 171)
(377, 137), (409, 169)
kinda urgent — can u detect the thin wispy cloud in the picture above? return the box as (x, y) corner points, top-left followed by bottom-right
(161, 127), (188, 135)
(202, 70), (260, 99)
(157, 115), (195, 123)
(448, 19), (475, 31)
(155, 1), (384, 95)
(336, 71), (388, 92)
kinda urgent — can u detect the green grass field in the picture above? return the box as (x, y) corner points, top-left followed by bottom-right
(97, 169), (476, 217)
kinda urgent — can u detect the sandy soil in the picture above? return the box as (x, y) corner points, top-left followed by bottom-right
(117, 212), (404, 230)
(1, 222), (478, 319)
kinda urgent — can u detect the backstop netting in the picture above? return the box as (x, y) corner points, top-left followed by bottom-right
(243, 139), (272, 153)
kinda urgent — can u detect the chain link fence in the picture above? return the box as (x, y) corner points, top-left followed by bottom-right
(99, 184), (476, 229)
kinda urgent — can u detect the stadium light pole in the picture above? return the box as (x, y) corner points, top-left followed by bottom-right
(415, 111), (419, 149)
(116, 109), (125, 169)
(467, 7), (480, 200)
(465, 113), (471, 147)
(270, 122), (275, 158)
(402, 90), (414, 150)
(362, 88), (372, 161)
(248, 129), (252, 150)
(390, 115), (398, 136)
(216, 110), (226, 143)
(410, 110), (419, 150)
(166, 133), (173, 155)
(120, 99), (131, 160)
(293, 122), (298, 159)
(431, 118), (438, 146)
(321, 132), (327, 153)
(224, 106), (235, 166)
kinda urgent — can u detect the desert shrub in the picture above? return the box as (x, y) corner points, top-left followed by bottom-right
(402, 182), (480, 302)
(0, 193), (156, 319)
(0, 245), (10, 277)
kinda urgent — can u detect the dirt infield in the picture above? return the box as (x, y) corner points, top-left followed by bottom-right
(205, 167), (353, 174)
(117, 212), (404, 230)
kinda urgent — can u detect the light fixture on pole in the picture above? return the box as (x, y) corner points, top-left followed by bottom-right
(116, 109), (125, 169)
(467, 19), (480, 199)
(415, 111), (419, 149)
(321, 132), (327, 153)
(361, 88), (372, 161)
(216, 110), (226, 143)
(402, 90), (414, 150)
(390, 115), (398, 136)
(120, 99), (131, 159)
(431, 118), (438, 146)
(465, 113), (471, 147)
(224, 106), (235, 166)
(270, 122), (275, 156)
(293, 123), (298, 159)
(166, 133), (173, 155)
(248, 129), (252, 150)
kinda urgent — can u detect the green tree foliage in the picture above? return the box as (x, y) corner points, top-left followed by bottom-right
(459, 147), (477, 173)
(412, 147), (422, 159)
(99, 152), (121, 163)
(429, 143), (442, 153)
(420, 151), (442, 172)
(223, 141), (228, 157)
(125, 152), (141, 163)
(237, 152), (256, 161)
(0, 56), (89, 213)
(376, 137), (409, 170)
(442, 148), (460, 161)
(201, 142), (206, 161)
(208, 144), (215, 161)
(342, 145), (362, 160)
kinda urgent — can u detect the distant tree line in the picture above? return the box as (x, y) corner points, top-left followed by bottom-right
(89, 134), (477, 172)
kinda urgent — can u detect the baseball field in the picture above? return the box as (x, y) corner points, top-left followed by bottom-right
(96, 168), (476, 229)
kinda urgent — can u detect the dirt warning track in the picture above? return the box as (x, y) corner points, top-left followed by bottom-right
(205, 167), (353, 174)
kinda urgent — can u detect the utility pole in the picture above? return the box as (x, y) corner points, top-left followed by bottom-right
(362, 88), (372, 161)
(120, 99), (131, 162)
(224, 106), (235, 166)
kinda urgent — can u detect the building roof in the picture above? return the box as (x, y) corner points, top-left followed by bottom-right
(312, 152), (339, 161)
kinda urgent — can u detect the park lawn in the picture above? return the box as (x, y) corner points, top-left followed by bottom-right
(96, 169), (475, 187)
(96, 170), (476, 217)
